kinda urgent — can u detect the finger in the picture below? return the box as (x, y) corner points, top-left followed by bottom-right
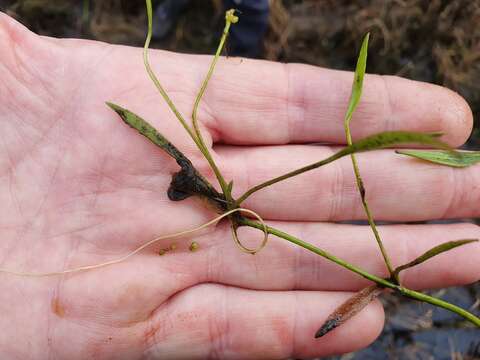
(197, 58), (472, 146)
(189, 221), (480, 292)
(218, 145), (480, 221)
(142, 283), (384, 359)
(55, 252), (201, 327)
(1, 14), (471, 150)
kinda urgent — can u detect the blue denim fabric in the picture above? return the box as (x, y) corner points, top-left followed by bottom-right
(224, 0), (270, 57)
(153, 0), (190, 39)
(153, 0), (270, 57)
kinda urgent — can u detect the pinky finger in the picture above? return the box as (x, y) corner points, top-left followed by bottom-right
(142, 283), (385, 359)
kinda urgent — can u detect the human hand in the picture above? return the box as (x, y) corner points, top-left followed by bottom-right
(0, 13), (478, 359)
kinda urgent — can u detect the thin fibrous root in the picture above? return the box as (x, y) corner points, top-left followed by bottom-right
(231, 209), (269, 255)
(0, 208), (267, 277)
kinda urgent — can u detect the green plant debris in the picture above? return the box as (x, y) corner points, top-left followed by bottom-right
(158, 243), (178, 256)
(189, 242), (199, 252)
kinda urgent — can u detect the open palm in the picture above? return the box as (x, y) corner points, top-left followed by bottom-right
(0, 13), (478, 360)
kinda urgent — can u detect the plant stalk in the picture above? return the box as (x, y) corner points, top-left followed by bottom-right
(241, 218), (480, 327)
(236, 147), (347, 204)
(346, 151), (396, 279)
(343, 33), (396, 279)
(143, 0), (203, 150)
(191, 10), (238, 201)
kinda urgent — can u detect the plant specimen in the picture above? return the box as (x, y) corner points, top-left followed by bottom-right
(2, 0), (479, 343)
(106, 1), (480, 335)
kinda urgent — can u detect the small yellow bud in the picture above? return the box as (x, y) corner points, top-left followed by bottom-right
(225, 9), (239, 24)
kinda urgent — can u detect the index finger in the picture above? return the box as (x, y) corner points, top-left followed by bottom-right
(197, 58), (472, 146)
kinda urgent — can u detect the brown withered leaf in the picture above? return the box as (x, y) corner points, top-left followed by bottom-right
(315, 285), (384, 338)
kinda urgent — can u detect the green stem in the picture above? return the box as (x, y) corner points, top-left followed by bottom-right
(345, 133), (396, 279)
(243, 218), (397, 287)
(191, 10), (238, 201)
(82, 0), (89, 32)
(398, 287), (480, 325)
(143, 0), (202, 150)
(237, 146), (348, 204)
(340, 32), (395, 278)
(241, 218), (480, 327)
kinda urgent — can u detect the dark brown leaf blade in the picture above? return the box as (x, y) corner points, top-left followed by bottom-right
(396, 150), (480, 168)
(315, 285), (384, 338)
(394, 239), (478, 275)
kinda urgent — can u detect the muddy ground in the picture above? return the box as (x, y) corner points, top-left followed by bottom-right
(0, 1), (479, 359)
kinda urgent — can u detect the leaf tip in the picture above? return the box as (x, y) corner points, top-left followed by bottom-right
(106, 101), (121, 112)
(315, 316), (340, 338)
(363, 32), (370, 44)
(429, 131), (444, 138)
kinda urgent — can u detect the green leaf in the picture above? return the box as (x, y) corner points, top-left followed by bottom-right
(236, 131), (456, 204)
(345, 33), (369, 128)
(396, 150), (480, 168)
(106, 102), (189, 163)
(337, 131), (453, 159)
(394, 239), (478, 275)
(343, 34), (398, 278)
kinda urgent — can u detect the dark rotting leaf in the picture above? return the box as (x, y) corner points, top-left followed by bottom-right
(107, 102), (226, 211)
(167, 187), (191, 201)
(315, 285), (383, 338)
(168, 161), (225, 207)
(315, 315), (342, 338)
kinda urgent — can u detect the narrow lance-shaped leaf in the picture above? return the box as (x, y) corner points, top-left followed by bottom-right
(394, 239), (478, 276)
(236, 131), (457, 204)
(336, 131), (453, 159)
(315, 285), (384, 338)
(106, 102), (189, 163)
(396, 150), (480, 168)
(343, 33), (398, 279)
(345, 33), (369, 128)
